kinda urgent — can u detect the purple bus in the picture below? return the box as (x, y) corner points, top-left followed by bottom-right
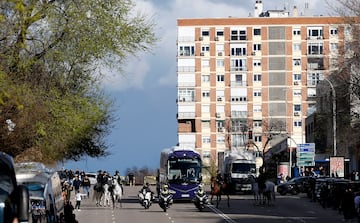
(158, 146), (202, 200)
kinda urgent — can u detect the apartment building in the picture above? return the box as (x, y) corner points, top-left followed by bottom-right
(176, 1), (345, 168)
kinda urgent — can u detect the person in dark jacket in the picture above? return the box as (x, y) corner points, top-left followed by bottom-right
(257, 167), (267, 192)
(72, 175), (82, 195)
(341, 187), (355, 221)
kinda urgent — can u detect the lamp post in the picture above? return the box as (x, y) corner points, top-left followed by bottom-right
(323, 78), (337, 156)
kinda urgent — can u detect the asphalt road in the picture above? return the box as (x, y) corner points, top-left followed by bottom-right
(71, 185), (348, 223)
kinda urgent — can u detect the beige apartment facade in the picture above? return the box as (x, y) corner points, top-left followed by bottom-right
(176, 15), (346, 168)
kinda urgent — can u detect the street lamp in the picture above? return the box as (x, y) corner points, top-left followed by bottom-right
(323, 78), (337, 156)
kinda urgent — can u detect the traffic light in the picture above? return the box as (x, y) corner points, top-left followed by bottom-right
(248, 130), (253, 140)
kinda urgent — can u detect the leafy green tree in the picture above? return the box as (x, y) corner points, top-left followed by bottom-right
(0, 0), (157, 163)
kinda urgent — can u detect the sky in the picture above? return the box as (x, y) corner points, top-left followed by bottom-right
(64, 0), (339, 175)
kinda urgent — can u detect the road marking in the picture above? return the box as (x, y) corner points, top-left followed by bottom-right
(207, 205), (237, 223)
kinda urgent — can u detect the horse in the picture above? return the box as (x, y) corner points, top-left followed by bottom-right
(249, 175), (276, 206)
(210, 178), (230, 208)
(103, 183), (112, 207)
(93, 182), (104, 206)
(111, 178), (123, 208)
(249, 175), (262, 205)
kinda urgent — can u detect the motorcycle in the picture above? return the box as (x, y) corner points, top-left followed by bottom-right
(193, 192), (208, 211)
(158, 192), (173, 212)
(138, 188), (153, 209)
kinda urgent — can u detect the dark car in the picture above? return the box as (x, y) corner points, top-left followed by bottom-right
(277, 176), (311, 195)
(0, 152), (29, 223)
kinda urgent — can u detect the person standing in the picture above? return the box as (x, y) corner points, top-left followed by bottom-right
(341, 187), (355, 221)
(72, 175), (82, 195)
(74, 189), (82, 211)
(82, 175), (91, 198)
(128, 173), (135, 186)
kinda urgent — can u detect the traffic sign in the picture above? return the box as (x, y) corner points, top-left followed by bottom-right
(297, 160), (315, 166)
(297, 143), (315, 153)
(296, 143), (315, 167)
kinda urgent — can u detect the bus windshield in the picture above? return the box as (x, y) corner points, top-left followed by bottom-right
(168, 158), (201, 183)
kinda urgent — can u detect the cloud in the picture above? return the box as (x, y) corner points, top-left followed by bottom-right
(102, 0), (339, 92)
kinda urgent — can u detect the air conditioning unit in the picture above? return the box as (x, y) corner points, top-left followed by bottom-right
(251, 52), (256, 56)
(199, 36), (203, 41)
(293, 81), (299, 85)
(217, 97), (223, 102)
(294, 111), (300, 116)
(215, 113), (221, 118)
(218, 52), (223, 56)
(200, 52), (205, 56)
(217, 127), (224, 132)
(215, 36), (219, 41)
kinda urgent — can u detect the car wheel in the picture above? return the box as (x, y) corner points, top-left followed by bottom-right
(291, 189), (299, 195)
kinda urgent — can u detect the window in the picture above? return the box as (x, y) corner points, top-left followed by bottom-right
(253, 59), (261, 67)
(307, 72), (324, 86)
(330, 43), (338, 51)
(253, 44), (261, 51)
(231, 59), (247, 71)
(308, 43), (323, 55)
(294, 74), (301, 81)
(216, 44), (224, 55)
(202, 151), (211, 159)
(253, 120), (262, 128)
(293, 89), (301, 96)
(217, 136), (225, 143)
(294, 104), (301, 112)
(235, 74), (243, 83)
(253, 28), (261, 36)
(202, 136), (211, 143)
(201, 75), (210, 83)
(293, 28), (301, 36)
(254, 135), (262, 143)
(294, 121), (302, 127)
(330, 28), (338, 35)
(216, 30), (224, 36)
(231, 46), (246, 56)
(202, 59), (210, 67)
(307, 27), (323, 39)
(202, 30), (209, 36)
(231, 96), (247, 102)
(179, 45), (195, 56)
(217, 74), (225, 82)
(201, 45), (210, 53)
(216, 59), (224, 68)
(231, 29), (247, 41)
(216, 90), (224, 101)
(253, 89), (262, 97)
(202, 91), (210, 98)
(201, 105), (210, 113)
(201, 120), (210, 128)
(253, 74), (262, 82)
(253, 105), (262, 112)
(293, 43), (301, 52)
(178, 88), (195, 102)
(293, 59), (301, 66)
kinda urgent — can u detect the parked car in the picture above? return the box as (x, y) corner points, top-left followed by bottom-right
(0, 152), (29, 223)
(85, 172), (97, 185)
(277, 176), (311, 195)
(15, 162), (64, 223)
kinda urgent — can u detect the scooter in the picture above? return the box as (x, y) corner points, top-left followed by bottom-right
(193, 192), (208, 211)
(158, 192), (173, 212)
(138, 188), (153, 209)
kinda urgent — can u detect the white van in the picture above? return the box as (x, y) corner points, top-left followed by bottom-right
(15, 162), (64, 223)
